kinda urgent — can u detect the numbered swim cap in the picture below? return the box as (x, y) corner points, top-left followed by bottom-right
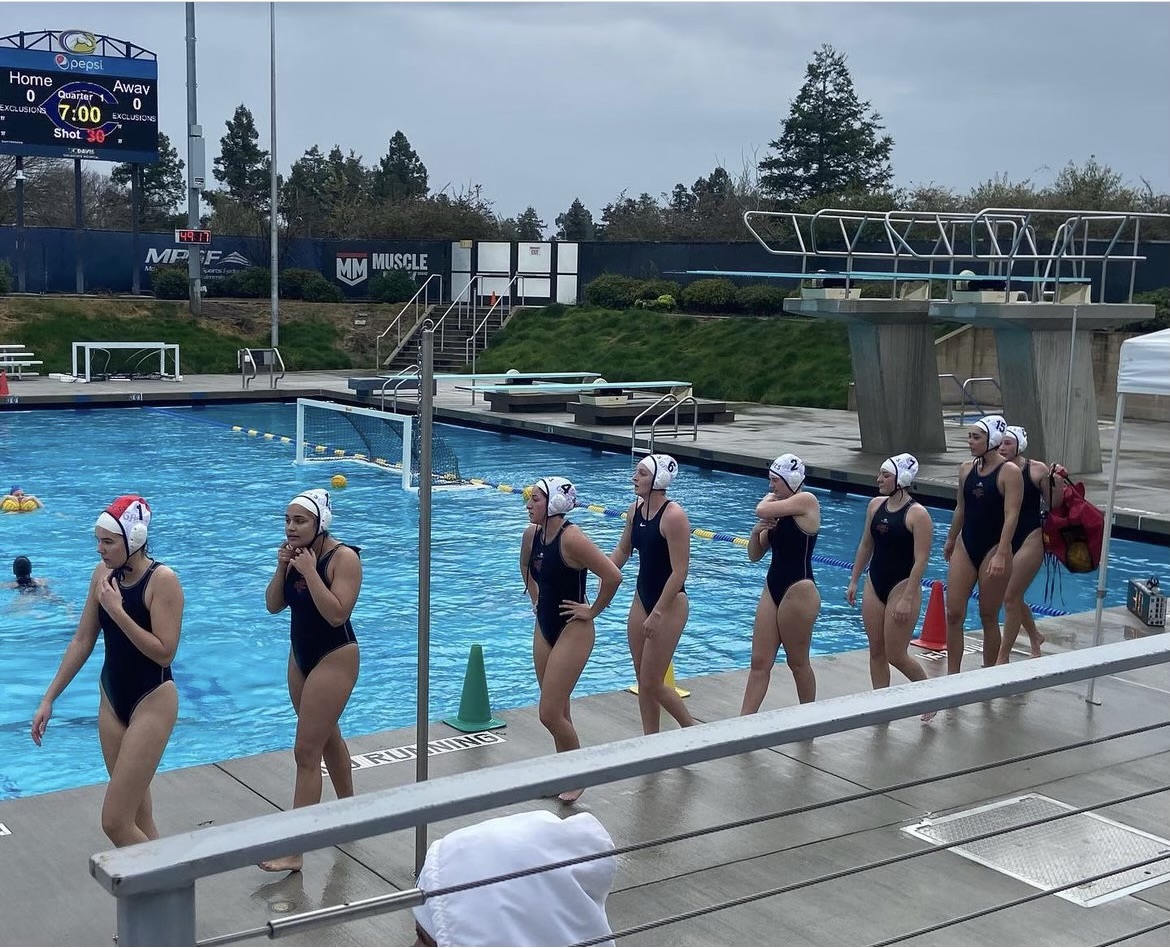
(96, 495), (151, 557)
(534, 477), (577, 516)
(1005, 425), (1028, 454)
(975, 414), (1007, 448)
(768, 454), (806, 492)
(290, 488), (333, 535)
(881, 453), (919, 489)
(637, 454), (678, 491)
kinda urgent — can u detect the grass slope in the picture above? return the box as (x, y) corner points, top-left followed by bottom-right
(0, 298), (357, 374)
(475, 305), (853, 408)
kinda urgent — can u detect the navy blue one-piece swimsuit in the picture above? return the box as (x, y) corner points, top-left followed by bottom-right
(98, 561), (174, 726)
(631, 499), (684, 612)
(284, 544), (360, 676)
(529, 524), (586, 646)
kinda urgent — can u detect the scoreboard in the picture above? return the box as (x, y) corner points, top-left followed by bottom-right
(0, 40), (159, 164)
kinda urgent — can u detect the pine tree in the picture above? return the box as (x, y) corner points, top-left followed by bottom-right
(554, 198), (595, 240)
(515, 206), (545, 240)
(372, 131), (428, 203)
(758, 44), (893, 205)
(111, 132), (186, 227)
(212, 104), (271, 207)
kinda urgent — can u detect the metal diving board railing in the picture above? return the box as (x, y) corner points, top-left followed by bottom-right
(737, 206), (1170, 303)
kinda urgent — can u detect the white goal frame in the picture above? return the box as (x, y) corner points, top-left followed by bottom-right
(295, 397), (413, 491)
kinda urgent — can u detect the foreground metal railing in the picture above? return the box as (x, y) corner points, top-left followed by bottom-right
(90, 637), (1168, 945)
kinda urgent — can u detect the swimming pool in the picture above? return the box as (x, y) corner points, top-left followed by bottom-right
(1, 403), (1164, 799)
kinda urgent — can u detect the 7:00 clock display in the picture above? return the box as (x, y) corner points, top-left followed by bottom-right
(0, 65), (159, 163)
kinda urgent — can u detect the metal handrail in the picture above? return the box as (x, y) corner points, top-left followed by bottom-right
(374, 274), (443, 371)
(630, 388), (698, 456)
(379, 365), (420, 413)
(743, 206), (1168, 304)
(238, 347), (285, 390)
(938, 373), (985, 425)
(466, 274), (529, 386)
(90, 637), (1170, 945)
(431, 275), (481, 351)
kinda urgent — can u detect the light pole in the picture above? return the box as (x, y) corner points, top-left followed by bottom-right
(185, 2), (204, 315)
(269, 1), (279, 347)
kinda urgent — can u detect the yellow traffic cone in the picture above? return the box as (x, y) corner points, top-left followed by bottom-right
(627, 662), (690, 698)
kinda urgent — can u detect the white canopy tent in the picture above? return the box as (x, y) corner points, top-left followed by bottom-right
(1087, 327), (1170, 702)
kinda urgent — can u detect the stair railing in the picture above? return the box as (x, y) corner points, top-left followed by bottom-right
(465, 274), (528, 379)
(374, 274), (443, 371)
(430, 275), (482, 352)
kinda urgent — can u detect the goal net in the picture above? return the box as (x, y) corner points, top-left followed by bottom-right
(294, 398), (467, 490)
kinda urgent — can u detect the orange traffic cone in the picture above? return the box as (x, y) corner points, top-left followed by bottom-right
(0, 370), (8, 396)
(913, 580), (948, 651)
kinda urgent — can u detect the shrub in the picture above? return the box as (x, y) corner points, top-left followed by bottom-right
(301, 272), (345, 302)
(633, 279), (681, 302)
(1129, 287), (1170, 331)
(149, 264), (188, 300)
(216, 266), (271, 298)
(735, 284), (787, 316)
(681, 278), (738, 313)
(278, 268), (321, 300)
(369, 268), (419, 303)
(584, 273), (640, 310)
(635, 294), (676, 312)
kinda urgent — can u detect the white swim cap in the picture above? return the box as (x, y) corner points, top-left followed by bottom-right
(637, 454), (678, 491)
(290, 489), (332, 535)
(413, 810), (616, 947)
(881, 453), (919, 489)
(534, 477), (577, 516)
(768, 453), (806, 492)
(96, 495), (151, 557)
(1005, 425), (1028, 454)
(975, 414), (1007, 449)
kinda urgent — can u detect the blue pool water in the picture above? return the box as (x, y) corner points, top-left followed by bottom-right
(1, 403), (1164, 799)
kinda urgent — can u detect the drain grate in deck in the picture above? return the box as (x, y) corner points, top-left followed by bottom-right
(903, 793), (1170, 906)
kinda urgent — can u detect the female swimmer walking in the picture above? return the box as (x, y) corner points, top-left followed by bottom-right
(31, 496), (183, 846)
(261, 489), (361, 872)
(847, 454), (934, 703)
(610, 454), (696, 734)
(741, 454), (820, 714)
(520, 477), (622, 802)
(996, 425), (1068, 663)
(942, 415), (1022, 674)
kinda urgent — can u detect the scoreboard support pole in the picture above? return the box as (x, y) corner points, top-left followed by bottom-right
(73, 158), (85, 294)
(131, 164), (142, 295)
(14, 156), (25, 293)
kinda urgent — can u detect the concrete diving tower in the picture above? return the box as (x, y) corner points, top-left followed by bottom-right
(784, 295), (944, 456)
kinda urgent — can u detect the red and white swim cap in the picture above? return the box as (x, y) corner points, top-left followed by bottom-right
(96, 495), (151, 556)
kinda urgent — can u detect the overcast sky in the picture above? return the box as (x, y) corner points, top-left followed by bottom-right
(5, 1), (1168, 227)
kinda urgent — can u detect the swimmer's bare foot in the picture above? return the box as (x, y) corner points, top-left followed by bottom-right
(1029, 634), (1045, 658)
(558, 789), (584, 804)
(258, 855), (303, 873)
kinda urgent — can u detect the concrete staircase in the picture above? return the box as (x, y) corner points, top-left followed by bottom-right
(383, 304), (510, 375)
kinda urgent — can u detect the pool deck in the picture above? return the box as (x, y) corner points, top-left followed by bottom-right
(3, 372), (1169, 946)
(2, 369), (1168, 538)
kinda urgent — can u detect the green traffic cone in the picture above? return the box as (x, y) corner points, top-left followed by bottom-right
(443, 644), (505, 732)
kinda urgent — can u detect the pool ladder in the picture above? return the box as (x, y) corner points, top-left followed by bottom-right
(238, 347), (286, 389)
(631, 388), (698, 457)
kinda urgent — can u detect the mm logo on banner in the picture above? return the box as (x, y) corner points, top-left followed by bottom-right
(336, 253), (369, 287)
